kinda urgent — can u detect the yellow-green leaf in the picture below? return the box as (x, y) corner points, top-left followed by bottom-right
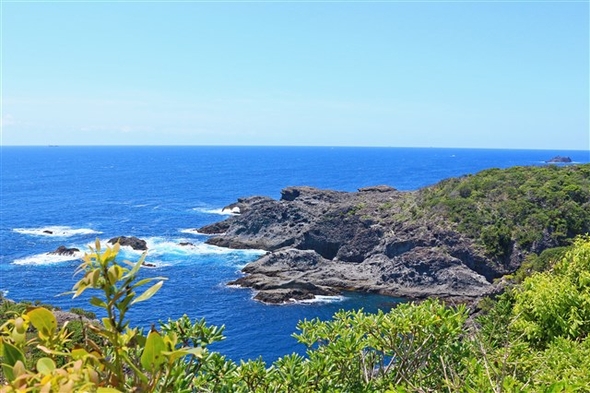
(131, 280), (164, 305)
(27, 308), (57, 338)
(71, 347), (91, 360)
(123, 252), (147, 279)
(97, 388), (123, 393)
(164, 347), (204, 363)
(90, 296), (107, 309)
(102, 317), (113, 330)
(141, 330), (166, 371)
(36, 357), (56, 375)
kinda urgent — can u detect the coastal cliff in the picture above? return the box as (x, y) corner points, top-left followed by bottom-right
(199, 164), (590, 303)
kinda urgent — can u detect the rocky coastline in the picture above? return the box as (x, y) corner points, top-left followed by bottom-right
(198, 162), (590, 305)
(199, 186), (497, 304)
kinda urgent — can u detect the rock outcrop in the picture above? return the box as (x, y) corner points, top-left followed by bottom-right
(201, 186), (496, 304)
(108, 236), (148, 251)
(49, 246), (80, 256)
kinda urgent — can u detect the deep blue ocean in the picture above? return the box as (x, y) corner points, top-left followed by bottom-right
(1, 146), (588, 362)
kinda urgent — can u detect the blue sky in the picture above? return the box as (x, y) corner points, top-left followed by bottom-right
(2, 1), (588, 149)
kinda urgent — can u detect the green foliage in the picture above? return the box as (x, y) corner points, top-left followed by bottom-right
(510, 246), (567, 283)
(295, 299), (469, 392)
(69, 307), (96, 320)
(419, 164), (590, 259)
(511, 236), (590, 347)
(474, 236), (590, 391)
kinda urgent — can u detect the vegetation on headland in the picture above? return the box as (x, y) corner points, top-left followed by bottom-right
(418, 164), (590, 259)
(2, 236), (590, 392)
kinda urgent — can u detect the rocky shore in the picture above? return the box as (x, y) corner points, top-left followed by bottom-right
(199, 185), (498, 304)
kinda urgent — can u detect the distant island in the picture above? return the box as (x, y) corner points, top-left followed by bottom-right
(199, 164), (590, 304)
(546, 155), (572, 163)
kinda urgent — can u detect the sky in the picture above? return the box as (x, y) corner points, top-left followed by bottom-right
(1, 1), (589, 149)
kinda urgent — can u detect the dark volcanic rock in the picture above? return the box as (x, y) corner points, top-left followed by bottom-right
(198, 221), (231, 235)
(108, 236), (148, 251)
(198, 184), (525, 304)
(546, 156), (572, 163)
(179, 242), (194, 247)
(49, 245), (80, 256)
(358, 185), (396, 193)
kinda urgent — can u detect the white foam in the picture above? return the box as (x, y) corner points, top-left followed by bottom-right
(192, 207), (239, 216)
(143, 237), (265, 257)
(13, 226), (100, 238)
(13, 251), (84, 266)
(180, 228), (207, 235)
(296, 295), (346, 304)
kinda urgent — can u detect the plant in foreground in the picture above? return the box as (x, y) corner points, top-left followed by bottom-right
(0, 240), (223, 392)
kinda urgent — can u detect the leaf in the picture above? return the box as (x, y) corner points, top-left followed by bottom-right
(132, 277), (161, 288)
(164, 347), (205, 362)
(36, 357), (56, 375)
(27, 307), (57, 338)
(97, 388), (123, 393)
(102, 317), (114, 330)
(90, 296), (107, 309)
(131, 280), (164, 305)
(1, 365), (15, 382)
(2, 341), (25, 367)
(141, 330), (166, 371)
(71, 348), (90, 360)
(123, 252), (147, 280)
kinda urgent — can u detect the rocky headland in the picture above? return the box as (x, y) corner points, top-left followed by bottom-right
(199, 164), (590, 304)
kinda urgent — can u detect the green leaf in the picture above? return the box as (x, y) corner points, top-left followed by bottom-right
(141, 330), (166, 371)
(163, 347), (205, 363)
(2, 341), (25, 367)
(132, 277), (161, 288)
(102, 317), (113, 330)
(36, 357), (56, 375)
(71, 347), (90, 360)
(123, 252), (147, 279)
(131, 280), (164, 305)
(27, 307), (57, 338)
(90, 296), (107, 309)
(97, 388), (123, 393)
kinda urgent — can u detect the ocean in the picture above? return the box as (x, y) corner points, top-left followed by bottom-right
(1, 146), (588, 362)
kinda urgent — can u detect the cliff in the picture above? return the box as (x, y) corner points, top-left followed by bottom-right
(199, 164), (590, 303)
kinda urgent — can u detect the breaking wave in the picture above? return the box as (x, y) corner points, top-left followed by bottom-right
(192, 207), (239, 215)
(13, 226), (100, 238)
(13, 251), (85, 266)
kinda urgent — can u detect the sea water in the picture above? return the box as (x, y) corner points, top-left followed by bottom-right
(1, 146), (588, 361)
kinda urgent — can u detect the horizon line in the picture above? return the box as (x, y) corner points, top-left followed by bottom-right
(1, 144), (589, 152)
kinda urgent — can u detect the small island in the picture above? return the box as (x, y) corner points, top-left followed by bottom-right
(546, 155), (572, 163)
